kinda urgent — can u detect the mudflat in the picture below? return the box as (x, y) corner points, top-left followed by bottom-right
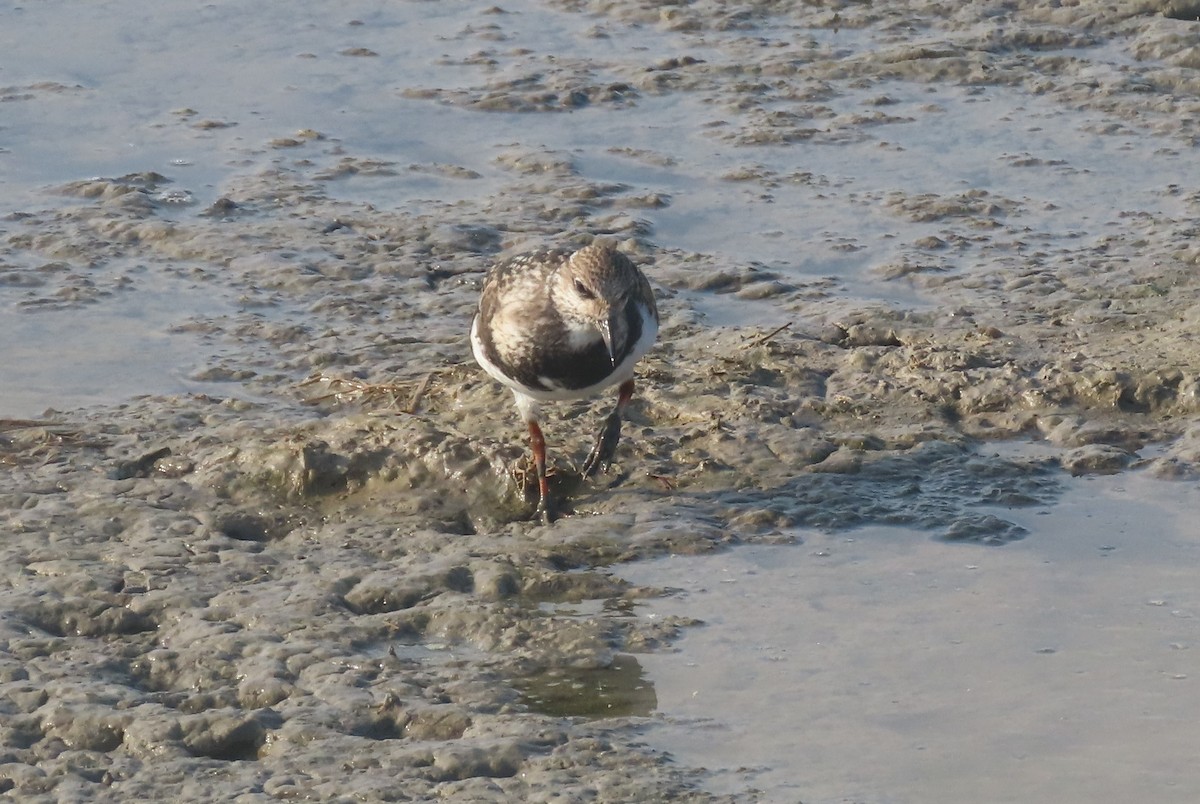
(3, 1), (1200, 801)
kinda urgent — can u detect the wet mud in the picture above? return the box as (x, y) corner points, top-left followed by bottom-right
(4, 0), (1200, 800)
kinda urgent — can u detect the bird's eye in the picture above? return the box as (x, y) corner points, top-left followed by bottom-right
(573, 279), (595, 300)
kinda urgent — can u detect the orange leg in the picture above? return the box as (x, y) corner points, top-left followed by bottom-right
(528, 419), (553, 523)
(583, 378), (635, 478)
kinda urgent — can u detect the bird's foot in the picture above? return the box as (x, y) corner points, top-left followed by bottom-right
(533, 496), (556, 525)
(582, 411), (623, 478)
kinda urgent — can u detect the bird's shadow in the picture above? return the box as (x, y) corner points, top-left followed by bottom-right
(507, 440), (1064, 543)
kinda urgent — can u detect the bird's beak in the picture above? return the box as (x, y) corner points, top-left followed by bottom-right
(598, 317), (617, 366)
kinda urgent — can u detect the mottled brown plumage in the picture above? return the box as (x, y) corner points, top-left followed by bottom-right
(470, 242), (658, 522)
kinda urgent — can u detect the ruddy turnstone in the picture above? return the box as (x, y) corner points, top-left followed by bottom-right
(471, 242), (659, 522)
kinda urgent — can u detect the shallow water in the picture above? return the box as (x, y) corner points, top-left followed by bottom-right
(6, 1), (1197, 415)
(626, 463), (1200, 803)
(0, 262), (235, 416)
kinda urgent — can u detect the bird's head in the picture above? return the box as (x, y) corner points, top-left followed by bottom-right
(556, 244), (639, 364)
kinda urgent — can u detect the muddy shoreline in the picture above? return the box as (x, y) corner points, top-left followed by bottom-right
(5, 1), (1200, 800)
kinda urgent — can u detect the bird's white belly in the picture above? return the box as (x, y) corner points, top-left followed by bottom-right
(470, 303), (657, 404)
